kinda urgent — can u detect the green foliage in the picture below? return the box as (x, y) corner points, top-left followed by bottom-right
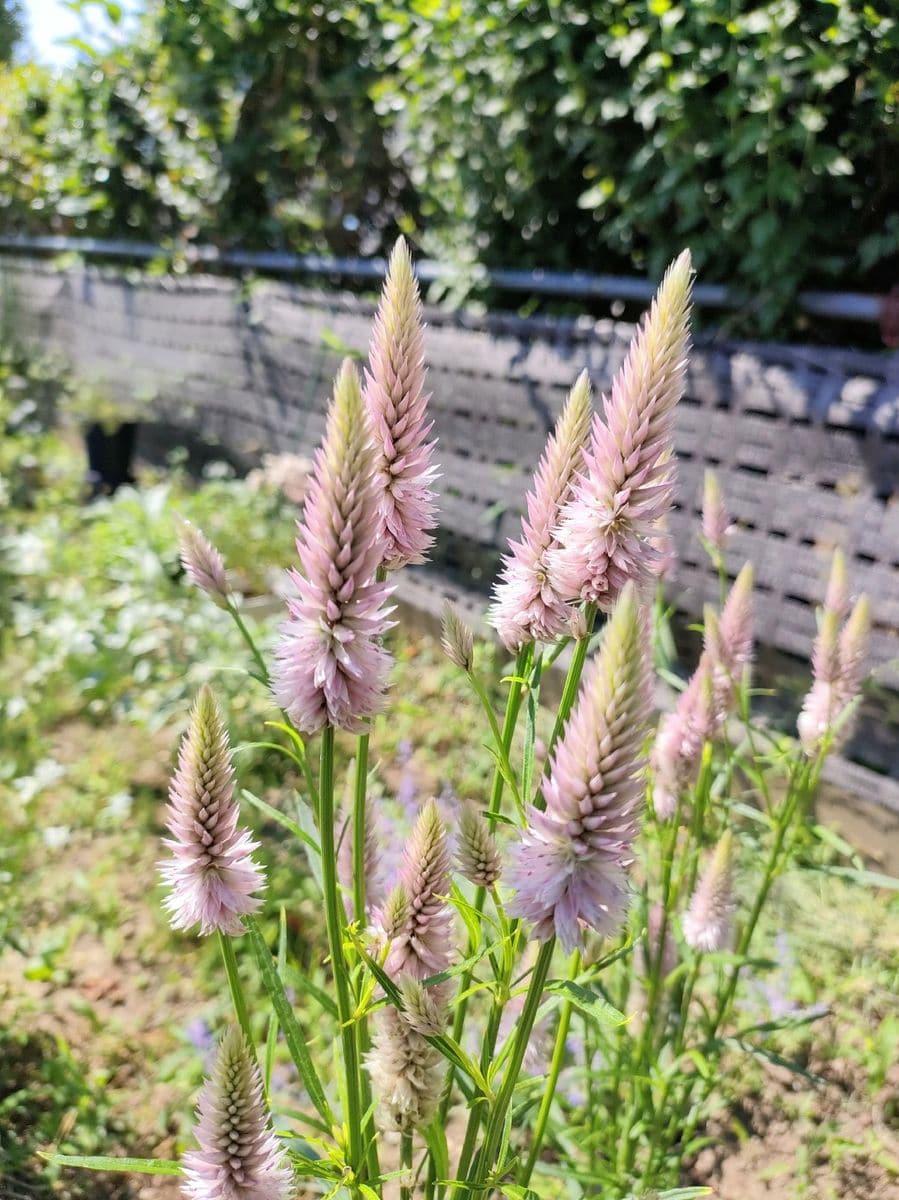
(0, 0), (21, 64)
(379, 0), (899, 331)
(2, 2), (897, 330)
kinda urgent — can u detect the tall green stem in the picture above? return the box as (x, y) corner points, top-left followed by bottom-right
(458, 939), (556, 1199)
(542, 606), (596, 776)
(400, 1131), (414, 1200)
(319, 728), (365, 1188)
(219, 930), (254, 1052)
(519, 951), (579, 1186)
(439, 646), (531, 1123)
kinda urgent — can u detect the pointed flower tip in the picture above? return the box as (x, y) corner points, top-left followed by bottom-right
(160, 689), (265, 938)
(490, 368), (592, 648)
(456, 803), (502, 889)
(683, 830), (736, 953)
(384, 799), (454, 980)
(441, 602), (475, 673)
(177, 518), (230, 606)
(825, 548), (850, 619)
(183, 1028), (292, 1200)
(365, 230), (436, 572)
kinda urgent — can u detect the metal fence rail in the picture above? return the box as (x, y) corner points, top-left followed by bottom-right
(0, 234), (886, 326)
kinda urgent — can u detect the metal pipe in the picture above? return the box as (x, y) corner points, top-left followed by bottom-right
(0, 233), (885, 325)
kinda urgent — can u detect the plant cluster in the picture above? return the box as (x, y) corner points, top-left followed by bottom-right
(46, 240), (887, 1200)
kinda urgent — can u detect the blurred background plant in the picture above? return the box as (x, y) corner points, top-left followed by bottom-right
(0, 0), (896, 336)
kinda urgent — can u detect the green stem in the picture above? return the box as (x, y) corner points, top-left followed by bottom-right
(438, 646), (531, 1124)
(319, 728), (365, 1187)
(519, 951), (579, 1186)
(459, 939), (555, 1199)
(541, 605), (596, 784)
(218, 930), (254, 1052)
(226, 599), (271, 686)
(352, 735), (370, 927)
(401, 1131), (414, 1200)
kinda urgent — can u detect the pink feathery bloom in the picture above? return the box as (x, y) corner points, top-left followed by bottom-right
(709, 563), (754, 710)
(182, 1028), (293, 1200)
(701, 469), (732, 555)
(160, 687), (265, 937)
(651, 662), (718, 820)
(683, 830), (736, 953)
(364, 237), (438, 570)
(507, 583), (653, 952)
(548, 252), (693, 609)
(382, 799), (455, 980)
(490, 370), (593, 648)
(798, 578), (870, 754)
(271, 359), (395, 734)
(178, 519), (230, 607)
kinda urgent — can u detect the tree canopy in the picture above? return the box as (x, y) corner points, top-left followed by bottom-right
(0, 0), (896, 335)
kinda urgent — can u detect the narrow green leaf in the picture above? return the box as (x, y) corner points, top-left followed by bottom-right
(423, 1120), (450, 1184)
(545, 980), (628, 1027)
(43, 1155), (181, 1176)
(241, 788), (320, 855)
(245, 916), (334, 1125)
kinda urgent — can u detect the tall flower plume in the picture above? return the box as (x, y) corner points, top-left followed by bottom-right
(178, 519), (230, 607)
(182, 1028), (293, 1200)
(490, 371), (592, 648)
(364, 237), (438, 570)
(682, 831), (736, 953)
(798, 552), (870, 754)
(382, 799), (454, 980)
(701, 469), (732, 555)
(508, 584), (653, 951)
(549, 251), (693, 609)
(160, 687), (265, 937)
(271, 359), (394, 734)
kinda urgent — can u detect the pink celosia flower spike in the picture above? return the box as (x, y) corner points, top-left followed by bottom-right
(683, 830), (736, 953)
(178, 519), (230, 607)
(368, 799), (454, 1131)
(182, 1028), (293, 1200)
(364, 236), (438, 570)
(701, 469), (732, 555)
(549, 251), (693, 609)
(651, 659), (718, 820)
(383, 798), (455, 980)
(798, 566), (870, 755)
(271, 359), (395, 734)
(160, 687), (265, 937)
(507, 583), (653, 951)
(490, 370), (593, 648)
